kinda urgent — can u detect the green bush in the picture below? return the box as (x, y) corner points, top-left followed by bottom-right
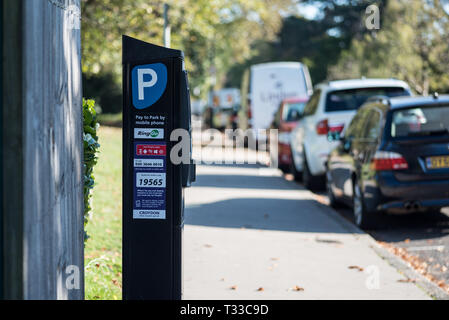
(83, 72), (122, 114)
(83, 98), (101, 242)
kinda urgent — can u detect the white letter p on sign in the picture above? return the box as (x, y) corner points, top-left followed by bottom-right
(138, 68), (158, 100)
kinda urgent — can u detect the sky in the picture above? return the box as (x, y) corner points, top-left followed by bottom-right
(442, 0), (449, 15)
(297, 2), (322, 20)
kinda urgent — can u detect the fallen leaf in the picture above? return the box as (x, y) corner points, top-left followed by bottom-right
(257, 287), (264, 292)
(230, 285), (238, 290)
(315, 238), (343, 245)
(270, 258), (279, 261)
(397, 278), (416, 283)
(204, 244), (213, 248)
(292, 285), (304, 292)
(348, 265), (364, 272)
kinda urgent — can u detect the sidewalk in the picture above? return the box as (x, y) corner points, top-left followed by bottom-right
(183, 148), (432, 299)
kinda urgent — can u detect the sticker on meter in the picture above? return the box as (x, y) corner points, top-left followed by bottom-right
(133, 141), (167, 220)
(136, 172), (166, 188)
(134, 158), (164, 168)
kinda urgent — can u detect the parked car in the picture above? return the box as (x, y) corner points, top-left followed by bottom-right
(290, 79), (412, 190)
(271, 97), (309, 172)
(326, 94), (449, 229)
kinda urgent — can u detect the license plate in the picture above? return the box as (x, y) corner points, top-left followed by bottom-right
(426, 156), (449, 169)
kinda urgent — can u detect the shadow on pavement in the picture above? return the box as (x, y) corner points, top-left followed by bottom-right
(185, 197), (364, 234)
(192, 174), (295, 190)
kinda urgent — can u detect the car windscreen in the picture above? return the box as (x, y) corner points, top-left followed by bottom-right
(282, 102), (307, 121)
(391, 105), (449, 138)
(325, 87), (410, 112)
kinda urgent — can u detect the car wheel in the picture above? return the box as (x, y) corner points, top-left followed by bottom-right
(303, 154), (325, 191)
(326, 170), (340, 208)
(353, 181), (379, 229)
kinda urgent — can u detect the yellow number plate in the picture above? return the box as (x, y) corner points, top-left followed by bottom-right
(426, 156), (449, 169)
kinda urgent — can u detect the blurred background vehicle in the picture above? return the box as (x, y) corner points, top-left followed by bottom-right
(203, 88), (241, 131)
(239, 62), (313, 142)
(326, 95), (449, 229)
(290, 78), (412, 190)
(191, 100), (206, 117)
(271, 97), (309, 173)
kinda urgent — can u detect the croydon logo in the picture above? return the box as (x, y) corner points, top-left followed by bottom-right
(132, 63), (168, 109)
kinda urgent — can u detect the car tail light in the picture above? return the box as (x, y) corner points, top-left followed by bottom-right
(371, 151), (409, 171)
(316, 119), (344, 135)
(316, 119), (329, 135)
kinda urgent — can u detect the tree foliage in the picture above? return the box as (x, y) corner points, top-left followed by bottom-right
(81, 0), (297, 106)
(329, 0), (449, 94)
(82, 0), (449, 110)
(226, 0), (382, 87)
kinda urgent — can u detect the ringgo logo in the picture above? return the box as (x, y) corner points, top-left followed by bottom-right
(134, 128), (164, 139)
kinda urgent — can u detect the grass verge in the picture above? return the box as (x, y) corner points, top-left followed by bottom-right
(85, 126), (122, 300)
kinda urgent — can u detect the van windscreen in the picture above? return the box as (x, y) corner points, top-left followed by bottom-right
(325, 87), (410, 112)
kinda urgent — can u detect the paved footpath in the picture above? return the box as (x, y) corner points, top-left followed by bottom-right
(183, 149), (432, 299)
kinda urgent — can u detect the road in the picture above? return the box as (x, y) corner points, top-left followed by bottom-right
(183, 145), (435, 299)
(323, 198), (449, 288)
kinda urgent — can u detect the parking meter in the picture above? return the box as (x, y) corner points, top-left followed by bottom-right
(122, 35), (195, 300)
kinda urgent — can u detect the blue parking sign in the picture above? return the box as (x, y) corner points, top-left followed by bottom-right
(132, 63), (168, 109)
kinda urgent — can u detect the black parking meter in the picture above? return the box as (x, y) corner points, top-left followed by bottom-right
(122, 35), (195, 300)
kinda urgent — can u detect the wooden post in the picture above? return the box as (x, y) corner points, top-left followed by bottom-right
(2, 0), (24, 300)
(2, 0), (84, 300)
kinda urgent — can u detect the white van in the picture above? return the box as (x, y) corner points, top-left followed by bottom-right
(240, 62), (313, 138)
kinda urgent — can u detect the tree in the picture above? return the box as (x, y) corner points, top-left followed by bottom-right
(226, 0), (385, 87)
(81, 0), (298, 113)
(329, 0), (449, 95)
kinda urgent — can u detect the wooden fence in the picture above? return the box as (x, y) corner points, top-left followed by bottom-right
(2, 0), (84, 300)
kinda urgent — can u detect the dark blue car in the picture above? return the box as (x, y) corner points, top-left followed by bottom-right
(326, 95), (449, 229)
